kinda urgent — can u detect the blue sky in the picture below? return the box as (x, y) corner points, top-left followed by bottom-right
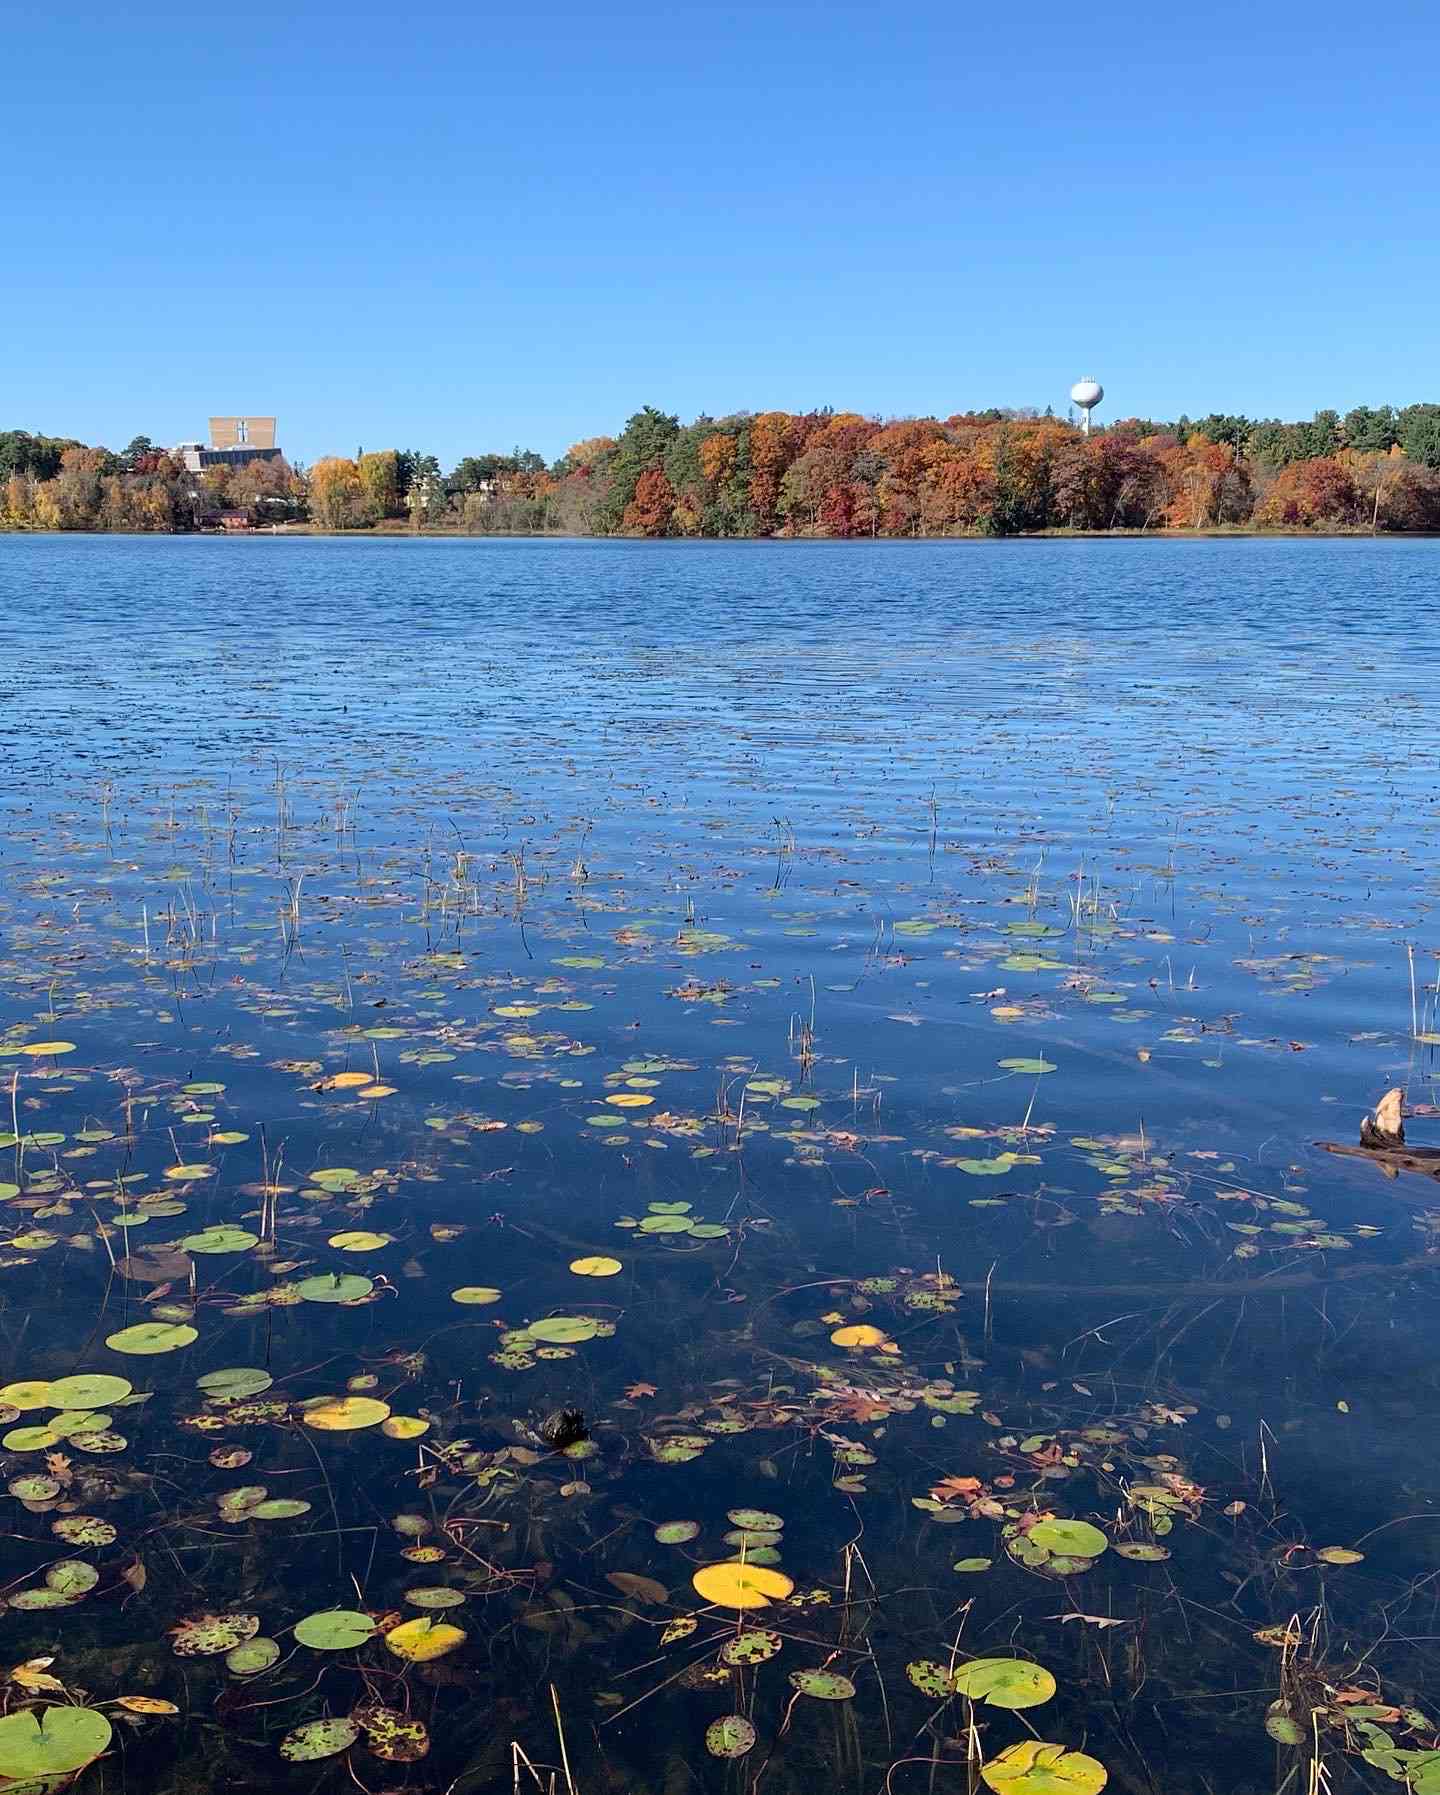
(6, 1), (1438, 466)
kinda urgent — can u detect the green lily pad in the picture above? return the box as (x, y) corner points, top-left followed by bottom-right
(1028, 1519), (1108, 1559)
(46, 1374), (133, 1408)
(727, 1508), (783, 1530)
(0, 1707), (112, 1779)
(226, 1637), (282, 1676)
(106, 1322), (198, 1356)
(198, 1367), (274, 1399)
(181, 1226), (259, 1254)
(9, 1588), (76, 1610)
(952, 1658), (1056, 1710)
(297, 1273), (374, 1304)
(997, 1058), (1057, 1074)
(654, 1520), (700, 1544)
(294, 1609), (377, 1651)
(47, 1560), (99, 1598)
(528, 1316), (600, 1344)
(1266, 1705), (1305, 1746)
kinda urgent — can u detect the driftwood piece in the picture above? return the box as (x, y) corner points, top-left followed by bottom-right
(1319, 1140), (1440, 1178)
(1360, 1084), (1406, 1150)
(1317, 1085), (1434, 1181)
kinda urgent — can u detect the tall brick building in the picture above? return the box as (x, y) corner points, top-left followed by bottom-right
(175, 418), (283, 473)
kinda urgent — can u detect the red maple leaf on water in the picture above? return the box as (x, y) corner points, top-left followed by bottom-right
(625, 1383), (658, 1400)
(931, 1475), (984, 1502)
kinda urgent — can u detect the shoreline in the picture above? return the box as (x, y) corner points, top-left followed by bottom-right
(2, 525), (1436, 544)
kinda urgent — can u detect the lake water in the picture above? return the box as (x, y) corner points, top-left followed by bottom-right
(1, 534), (1439, 1794)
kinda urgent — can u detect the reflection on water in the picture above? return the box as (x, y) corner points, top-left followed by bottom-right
(0, 535), (1439, 1793)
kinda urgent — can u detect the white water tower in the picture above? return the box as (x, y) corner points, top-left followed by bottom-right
(1070, 377), (1104, 435)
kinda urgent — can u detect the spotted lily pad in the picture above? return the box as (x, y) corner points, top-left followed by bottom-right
(705, 1716), (757, 1760)
(354, 1703), (430, 1762)
(171, 1612), (261, 1656)
(53, 1515), (117, 1546)
(280, 1717), (360, 1761)
(721, 1629), (782, 1666)
(907, 1660), (954, 1698)
(789, 1669), (856, 1699)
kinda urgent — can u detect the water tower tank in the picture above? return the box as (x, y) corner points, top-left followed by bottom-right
(1070, 379), (1104, 410)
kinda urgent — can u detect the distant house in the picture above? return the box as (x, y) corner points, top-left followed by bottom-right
(175, 416), (284, 474)
(218, 511), (251, 531)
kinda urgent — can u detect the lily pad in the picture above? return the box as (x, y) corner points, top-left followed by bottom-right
(654, 1520), (700, 1544)
(181, 1226), (259, 1254)
(706, 1716), (757, 1760)
(297, 1273), (374, 1304)
(106, 1322), (198, 1356)
(692, 1562), (794, 1609)
(952, 1658), (1056, 1710)
(0, 1707), (112, 1779)
(294, 1609), (378, 1651)
(226, 1637), (282, 1675)
(302, 1395), (391, 1432)
(528, 1316), (600, 1344)
(47, 1374), (132, 1407)
(353, 1703), (430, 1762)
(383, 1617), (467, 1661)
(280, 1717), (360, 1762)
(789, 1669), (856, 1699)
(981, 1740), (1107, 1794)
(721, 1629), (782, 1666)
(1028, 1519), (1109, 1559)
(53, 1515), (117, 1546)
(197, 1367), (274, 1399)
(171, 1612), (261, 1656)
(907, 1659), (954, 1698)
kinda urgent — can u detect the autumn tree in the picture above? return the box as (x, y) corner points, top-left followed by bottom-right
(307, 457), (366, 530)
(621, 465), (675, 536)
(599, 406), (680, 531)
(357, 450), (401, 522)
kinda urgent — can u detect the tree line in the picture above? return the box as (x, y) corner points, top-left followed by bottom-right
(5, 402), (1440, 537)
